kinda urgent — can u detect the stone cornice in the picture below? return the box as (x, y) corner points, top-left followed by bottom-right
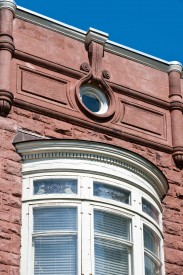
(15, 6), (172, 73)
(15, 140), (168, 200)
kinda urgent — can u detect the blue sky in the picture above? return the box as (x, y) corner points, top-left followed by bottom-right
(16, 0), (183, 63)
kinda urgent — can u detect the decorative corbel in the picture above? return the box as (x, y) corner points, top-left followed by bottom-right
(168, 61), (183, 167)
(76, 28), (115, 121)
(0, 0), (16, 117)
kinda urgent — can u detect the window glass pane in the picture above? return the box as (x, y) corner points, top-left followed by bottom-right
(33, 207), (77, 275)
(34, 179), (77, 195)
(94, 210), (130, 241)
(94, 210), (130, 275)
(34, 207), (77, 232)
(145, 254), (160, 275)
(94, 182), (130, 204)
(142, 198), (159, 223)
(144, 226), (159, 256)
(34, 235), (77, 275)
(82, 94), (100, 112)
(95, 238), (129, 275)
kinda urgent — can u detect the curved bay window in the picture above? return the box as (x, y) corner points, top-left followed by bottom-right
(15, 140), (168, 275)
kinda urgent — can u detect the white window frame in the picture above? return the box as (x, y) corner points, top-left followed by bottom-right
(80, 85), (109, 114)
(16, 140), (168, 275)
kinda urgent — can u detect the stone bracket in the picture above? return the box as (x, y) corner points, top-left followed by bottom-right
(0, 89), (13, 116)
(173, 147), (183, 168)
(85, 28), (110, 80)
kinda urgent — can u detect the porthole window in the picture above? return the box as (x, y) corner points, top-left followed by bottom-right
(80, 85), (108, 114)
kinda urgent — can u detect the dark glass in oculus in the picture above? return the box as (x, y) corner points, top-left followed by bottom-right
(82, 94), (100, 112)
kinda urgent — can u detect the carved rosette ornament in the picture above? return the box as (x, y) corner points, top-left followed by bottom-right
(76, 28), (115, 121)
(0, 0), (16, 117)
(80, 62), (91, 72)
(102, 70), (111, 79)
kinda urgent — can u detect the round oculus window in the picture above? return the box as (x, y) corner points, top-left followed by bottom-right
(80, 86), (108, 114)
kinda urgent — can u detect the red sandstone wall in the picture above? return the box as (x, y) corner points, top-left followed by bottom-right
(0, 117), (21, 275)
(11, 18), (172, 152)
(1, 107), (183, 274)
(13, 18), (170, 102)
(0, 12), (182, 275)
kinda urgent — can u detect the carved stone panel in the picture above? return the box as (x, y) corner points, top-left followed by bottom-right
(20, 67), (68, 105)
(11, 60), (172, 150)
(121, 100), (167, 140)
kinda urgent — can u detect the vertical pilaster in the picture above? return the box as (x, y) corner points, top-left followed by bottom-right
(0, 0), (16, 117)
(168, 61), (183, 166)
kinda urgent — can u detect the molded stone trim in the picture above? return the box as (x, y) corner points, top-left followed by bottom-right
(0, 0), (16, 13)
(15, 7), (171, 73)
(15, 140), (168, 200)
(168, 61), (182, 74)
(85, 28), (109, 46)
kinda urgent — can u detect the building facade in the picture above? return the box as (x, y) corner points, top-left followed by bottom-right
(0, 0), (183, 274)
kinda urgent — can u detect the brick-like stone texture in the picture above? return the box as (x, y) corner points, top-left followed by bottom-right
(0, 117), (21, 275)
(0, 108), (183, 274)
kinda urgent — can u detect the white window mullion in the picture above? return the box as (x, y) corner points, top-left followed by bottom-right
(81, 202), (92, 275)
(133, 216), (144, 275)
(80, 176), (92, 199)
(27, 205), (34, 275)
(22, 177), (30, 201)
(128, 247), (132, 275)
(160, 237), (165, 275)
(20, 204), (30, 275)
(77, 204), (82, 275)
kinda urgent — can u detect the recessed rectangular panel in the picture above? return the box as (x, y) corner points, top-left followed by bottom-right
(122, 102), (165, 136)
(21, 69), (68, 105)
